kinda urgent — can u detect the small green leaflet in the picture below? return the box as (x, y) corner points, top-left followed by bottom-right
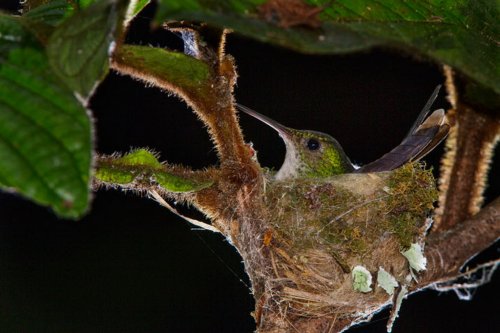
(96, 149), (213, 193)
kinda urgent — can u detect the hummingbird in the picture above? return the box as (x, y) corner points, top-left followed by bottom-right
(238, 86), (450, 180)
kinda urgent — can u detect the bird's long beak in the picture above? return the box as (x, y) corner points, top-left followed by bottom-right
(236, 104), (292, 138)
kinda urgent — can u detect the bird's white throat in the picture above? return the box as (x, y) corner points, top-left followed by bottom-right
(275, 141), (301, 180)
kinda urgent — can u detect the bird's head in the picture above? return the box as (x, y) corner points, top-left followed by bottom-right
(238, 104), (353, 180)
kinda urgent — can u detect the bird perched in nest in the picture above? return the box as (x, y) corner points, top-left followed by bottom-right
(238, 86), (450, 180)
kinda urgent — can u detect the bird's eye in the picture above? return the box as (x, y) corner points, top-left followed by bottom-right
(306, 138), (320, 151)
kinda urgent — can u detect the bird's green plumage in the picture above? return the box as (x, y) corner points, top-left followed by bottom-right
(236, 103), (355, 180)
(275, 129), (354, 180)
(237, 86), (448, 180)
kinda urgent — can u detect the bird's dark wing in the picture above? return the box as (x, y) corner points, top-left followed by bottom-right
(357, 86), (449, 173)
(410, 111), (450, 161)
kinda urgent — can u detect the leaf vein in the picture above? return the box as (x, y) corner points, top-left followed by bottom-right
(0, 95), (88, 187)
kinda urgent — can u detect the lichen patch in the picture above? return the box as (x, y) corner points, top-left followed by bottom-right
(352, 265), (373, 293)
(401, 243), (427, 272)
(377, 267), (399, 295)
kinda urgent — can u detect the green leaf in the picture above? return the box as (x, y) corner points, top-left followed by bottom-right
(23, 0), (74, 26)
(20, 1), (75, 44)
(156, 0), (500, 97)
(0, 15), (39, 53)
(77, 0), (97, 9)
(0, 47), (92, 218)
(96, 149), (213, 192)
(74, 0), (149, 28)
(25, 0), (100, 10)
(21, 0), (53, 11)
(114, 44), (212, 97)
(126, 0), (150, 22)
(46, 0), (127, 99)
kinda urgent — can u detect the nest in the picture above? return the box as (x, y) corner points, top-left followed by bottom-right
(258, 163), (438, 319)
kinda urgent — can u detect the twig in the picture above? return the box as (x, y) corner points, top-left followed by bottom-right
(423, 197), (500, 284)
(431, 259), (500, 300)
(149, 189), (221, 233)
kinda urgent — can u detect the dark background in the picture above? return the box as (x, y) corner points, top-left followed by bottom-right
(0, 2), (498, 332)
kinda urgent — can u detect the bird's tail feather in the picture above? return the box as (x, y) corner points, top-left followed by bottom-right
(357, 87), (450, 173)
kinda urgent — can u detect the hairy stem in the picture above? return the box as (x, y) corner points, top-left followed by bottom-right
(111, 44), (254, 170)
(435, 67), (500, 230)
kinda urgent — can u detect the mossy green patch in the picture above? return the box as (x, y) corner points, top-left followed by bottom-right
(95, 149), (212, 193)
(264, 162), (437, 263)
(117, 149), (162, 168)
(383, 163), (438, 248)
(114, 45), (212, 98)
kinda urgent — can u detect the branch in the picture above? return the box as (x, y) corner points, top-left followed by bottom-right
(93, 149), (216, 196)
(422, 196), (500, 285)
(111, 42), (256, 172)
(109, 40), (262, 233)
(431, 259), (500, 300)
(434, 67), (500, 230)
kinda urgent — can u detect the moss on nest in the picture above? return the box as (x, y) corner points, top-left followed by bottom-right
(383, 163), (438, 248)
(264, 162), (437, 261)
